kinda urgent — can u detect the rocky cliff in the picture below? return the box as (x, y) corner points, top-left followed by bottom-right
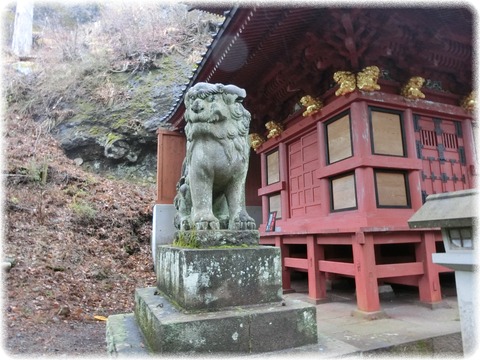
(5, 3), (221, 183)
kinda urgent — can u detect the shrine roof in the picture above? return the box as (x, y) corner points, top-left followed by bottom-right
(162, 6), (474, 130)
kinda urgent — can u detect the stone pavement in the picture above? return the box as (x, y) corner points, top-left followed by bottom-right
(252, 291), (462, 358)
(108, 285), (464, 358)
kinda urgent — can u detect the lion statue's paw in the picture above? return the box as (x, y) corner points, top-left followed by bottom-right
(230, 211), (256, 230)
(193, 212), (220, 230)
(180, 218), (193, 231)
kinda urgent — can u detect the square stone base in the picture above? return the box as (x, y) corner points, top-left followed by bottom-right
(156, 245), (283, 311)
(134, 287), (318, 354)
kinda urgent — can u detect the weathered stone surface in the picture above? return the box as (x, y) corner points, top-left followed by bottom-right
(134, 287), (318, 353)
(106, 313), (149, 356)
(174, 82), (256, 232)
(156, 245), (282, 311)
(173, 229), (259, 247)
(408, 189), (478, 228)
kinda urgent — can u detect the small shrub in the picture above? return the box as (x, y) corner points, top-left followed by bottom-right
(69, 199), (97, 223)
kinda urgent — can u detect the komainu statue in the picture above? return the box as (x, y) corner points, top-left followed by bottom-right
(249, 133), (265, 150)
(401, 76), (426, 99)
(333, 71), (356, 96)
(300, 95), (323, 117)
(265, 121), (283, 139)
(356, 66), (381, 92)
(461, 91), (476, 112)
(174, 82), (256, 231)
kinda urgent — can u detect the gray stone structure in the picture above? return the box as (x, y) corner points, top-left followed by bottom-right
(409, 189), (478, 356)
(174, 82), (256, 233)
(107, 83), (318, 354)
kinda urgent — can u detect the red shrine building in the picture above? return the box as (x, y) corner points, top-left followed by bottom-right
(155, 6), (476, 316)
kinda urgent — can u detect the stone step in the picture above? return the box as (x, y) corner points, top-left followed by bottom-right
(131, 287), (318, 354)
(106, 313), (149, 356)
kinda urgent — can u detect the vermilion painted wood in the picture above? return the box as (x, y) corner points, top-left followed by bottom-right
(307, 235), (325, 302)
(275, 236), (292, 293)
(352, 232), (381, 312)
(318, 260), (355, 276)
(254, 93), (475, 314)
(416, 231), (443, 304)
(376, 262), (424, 278)
(156, 130), (186, 204)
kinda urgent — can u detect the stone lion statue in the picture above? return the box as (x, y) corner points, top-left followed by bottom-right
(173, 82), (256, 231)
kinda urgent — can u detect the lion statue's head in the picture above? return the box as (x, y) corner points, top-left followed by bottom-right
(183, 82), (251, 162)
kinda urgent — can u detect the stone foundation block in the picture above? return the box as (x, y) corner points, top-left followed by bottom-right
(174, 229), (260, 247)
(156, 245), (282, 311)
(134, 287), (318, 354)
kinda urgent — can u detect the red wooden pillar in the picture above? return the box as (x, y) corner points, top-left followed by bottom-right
(350, 101), (370, 156)
(260, 152), (269, 227)
(461, 118), (477, 187)
(404, 109), (425, 210)
(306, 235), (326, 303)
(416, 231), (442, 305)
(278, 143), (290, 220)
(352, 232), (381, 313)
(316, 121), (330, 217)
(156, 130), (186, 204)
(275, 236), (292, 293)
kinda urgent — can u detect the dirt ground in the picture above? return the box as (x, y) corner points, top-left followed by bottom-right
(3, 320), (106, 356)
(3, 114), (156, 357)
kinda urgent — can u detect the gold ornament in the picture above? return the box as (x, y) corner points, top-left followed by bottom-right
(333, 71), (356, 96)
(356, 66), (381, 92)
(401, 76), (426, 100)
(249, 133), (265, 150)
(300, 95), (323, 117)
(460, 92), (476, 113)
(265, 121), (283, 139)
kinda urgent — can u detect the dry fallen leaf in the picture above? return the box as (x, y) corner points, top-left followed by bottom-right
(93, 315), (108, 321)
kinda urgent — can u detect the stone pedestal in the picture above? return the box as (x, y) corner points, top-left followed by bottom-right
(134, 231), (317, 354)
(156, 245), (282, 311)
(134, 287), (317, 353)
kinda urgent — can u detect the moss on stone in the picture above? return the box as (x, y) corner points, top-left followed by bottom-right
(105, 132), (122, 146)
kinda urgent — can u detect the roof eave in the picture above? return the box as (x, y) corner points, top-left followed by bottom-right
(163, 6), (245, 130)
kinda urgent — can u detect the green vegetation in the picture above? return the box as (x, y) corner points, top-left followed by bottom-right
(4, 2), (222, 182)
(69, 199), (97, 223)
(173, 230), (200, 248)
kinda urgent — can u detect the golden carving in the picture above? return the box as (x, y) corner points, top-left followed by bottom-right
(356, 66), (381, 92)
(249, 133), (265, 150)
(333, 71), (356, 96)
(300, 95), (323, 117)
(461, 92), (476, 112)
(265, 121), (283, 139)
(401, 76), (426, 99)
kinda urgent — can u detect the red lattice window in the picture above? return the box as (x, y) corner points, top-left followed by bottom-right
(442, 132), (458, 149)
(421, 129), (437, 147)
